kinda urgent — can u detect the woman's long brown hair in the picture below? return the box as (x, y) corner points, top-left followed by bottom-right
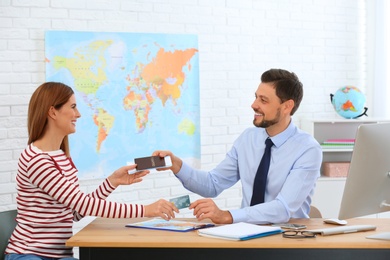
(27, 82), (74, 157)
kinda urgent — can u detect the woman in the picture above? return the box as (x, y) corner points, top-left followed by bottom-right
(5, 82), (178, 260)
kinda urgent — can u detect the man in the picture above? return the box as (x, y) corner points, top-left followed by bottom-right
(154, 68), (322, 224)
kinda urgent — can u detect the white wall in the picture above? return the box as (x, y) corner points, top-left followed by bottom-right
(0, 0), (366, 230)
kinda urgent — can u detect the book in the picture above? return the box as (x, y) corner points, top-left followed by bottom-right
(321, 144), (354, 149)
(321, 139), (355, 149)
(197, 222), (282, 241)
(321, 138), (355, 149)
(126, 218), (214, 232)
(324, 139), (355, 143)
(322, 142), (354, 145)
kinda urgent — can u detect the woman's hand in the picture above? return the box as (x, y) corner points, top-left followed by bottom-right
(108, 165), (149, 187)
(144, 199), (179, 220)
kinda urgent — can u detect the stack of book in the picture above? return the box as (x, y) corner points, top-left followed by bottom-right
(320, 139), (355, 149)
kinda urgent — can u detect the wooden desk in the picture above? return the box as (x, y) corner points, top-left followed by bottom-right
(67, 218), (390, 260)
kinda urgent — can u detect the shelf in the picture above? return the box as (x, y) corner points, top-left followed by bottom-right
(300, 118), (390, 218)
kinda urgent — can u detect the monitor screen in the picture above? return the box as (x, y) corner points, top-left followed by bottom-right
(338, 122), (390, 220)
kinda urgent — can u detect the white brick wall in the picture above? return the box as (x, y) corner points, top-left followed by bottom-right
(0, 0), (366, 236)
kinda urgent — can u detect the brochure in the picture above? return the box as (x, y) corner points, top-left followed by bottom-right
(126, 218), (214, 232)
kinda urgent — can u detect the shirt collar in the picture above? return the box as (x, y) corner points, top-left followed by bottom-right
(268, 120), (296, 148)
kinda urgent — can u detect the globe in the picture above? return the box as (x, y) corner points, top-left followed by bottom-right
(330, 86), (368, 119)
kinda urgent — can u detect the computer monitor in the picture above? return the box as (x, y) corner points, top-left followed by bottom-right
(338, 122), (390, 240)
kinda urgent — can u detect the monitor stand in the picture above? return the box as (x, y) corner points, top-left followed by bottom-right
(366, 232), (390, 241)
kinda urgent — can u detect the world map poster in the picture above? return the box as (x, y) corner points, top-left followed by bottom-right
(45, 31), (200, 179)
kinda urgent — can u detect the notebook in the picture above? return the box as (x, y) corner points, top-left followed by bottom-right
(197, 222), (282, 241)
(307, 225), (376, 236)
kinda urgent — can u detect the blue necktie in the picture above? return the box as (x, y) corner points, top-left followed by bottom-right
(250, 138), (274, 206)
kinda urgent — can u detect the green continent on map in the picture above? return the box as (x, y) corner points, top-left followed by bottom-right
(93, 108), (115, 153)
(178, 119), (196, 136)
(123, 48), (198, 132)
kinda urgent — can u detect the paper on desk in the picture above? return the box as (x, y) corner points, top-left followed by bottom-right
(197, 222), (282, 241)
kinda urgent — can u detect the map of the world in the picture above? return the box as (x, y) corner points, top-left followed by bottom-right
(45, 31), (200, 179)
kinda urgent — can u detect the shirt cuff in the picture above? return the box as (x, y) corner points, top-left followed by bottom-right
(175, 161), (193, 182)
(228, 208), (246, 223)
(105, 178), (116, 192)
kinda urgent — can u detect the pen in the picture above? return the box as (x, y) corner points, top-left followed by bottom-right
(193, 224), (213, 230)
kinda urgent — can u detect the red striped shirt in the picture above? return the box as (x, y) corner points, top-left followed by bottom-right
(6, 144), (144, 258)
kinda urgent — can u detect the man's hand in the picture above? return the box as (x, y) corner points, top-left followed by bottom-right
(152, 150), (183, 174)
(190, 198), (233, 224)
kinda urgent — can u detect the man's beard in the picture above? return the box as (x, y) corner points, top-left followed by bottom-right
(253, 108), (281, 128)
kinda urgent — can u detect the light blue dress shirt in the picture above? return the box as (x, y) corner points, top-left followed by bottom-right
(176, 121), (322, 224)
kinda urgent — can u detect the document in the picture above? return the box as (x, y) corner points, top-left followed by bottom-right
(197, 222), (282, 241)
(126, 218), (214, 232)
